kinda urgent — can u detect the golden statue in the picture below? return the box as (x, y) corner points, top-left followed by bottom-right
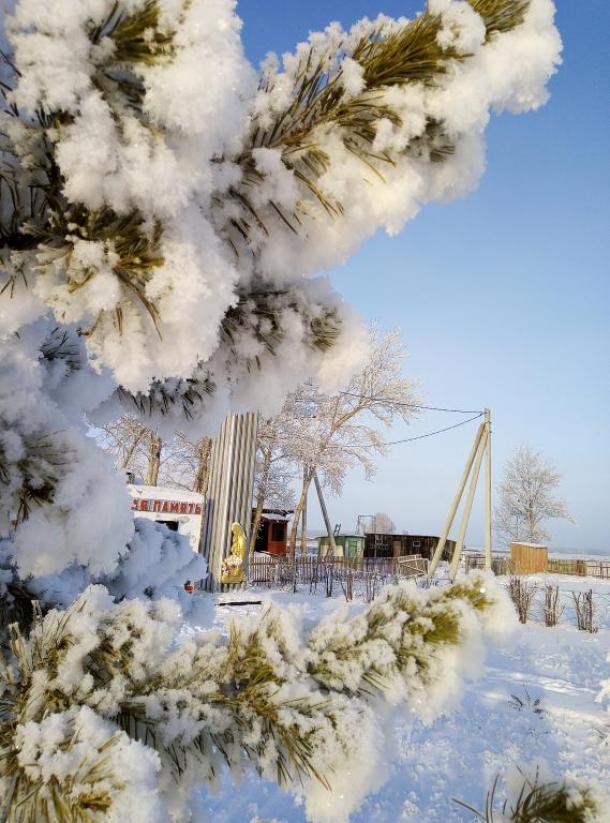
(220, 521), (247, 585)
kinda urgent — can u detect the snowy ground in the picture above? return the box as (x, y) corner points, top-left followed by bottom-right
(189, 575), (610, 822)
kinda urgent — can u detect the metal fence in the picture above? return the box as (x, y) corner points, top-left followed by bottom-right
(248, 553), (428, 599)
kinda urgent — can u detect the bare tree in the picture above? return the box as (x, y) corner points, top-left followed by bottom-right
(100, 419), (209, 491)
(145, 432), (163, 486)
(372, 512), (395, 534)
(250, 417), (296, 554)
(160, 434), (213, 494)
(495, 444), (573, 546)
(285, 327), (420, 556)
(193, 438), (213, 495)
(100, 416), (160, 483)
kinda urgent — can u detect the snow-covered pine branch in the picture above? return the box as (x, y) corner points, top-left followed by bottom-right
(0, 574), (514, 822)
(1, 0), (560, 424)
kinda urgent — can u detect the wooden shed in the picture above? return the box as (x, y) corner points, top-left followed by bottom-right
(510, 542), (548, 575)
(318, 534), (365, 560)
(251, 508), (293, 556)
(364, 533), (455, 561)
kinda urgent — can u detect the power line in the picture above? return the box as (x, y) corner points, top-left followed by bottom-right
(383, 413), (484, 446)
(339, 391), (483, 415)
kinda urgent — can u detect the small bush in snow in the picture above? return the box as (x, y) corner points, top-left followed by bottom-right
(543, 584), (564, 627)
(454, 764), (599, 822)
(573, 590), (598, 634)
(508, 686), (545, 718)
(508, 577), (537, 624)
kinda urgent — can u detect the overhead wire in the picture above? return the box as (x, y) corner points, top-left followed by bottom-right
(336, 391), (485, 445)
(339, 391), (483, 415)
(383, 412), (484, 446)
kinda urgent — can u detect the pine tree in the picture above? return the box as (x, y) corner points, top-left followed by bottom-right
(0, 0), (563, 818)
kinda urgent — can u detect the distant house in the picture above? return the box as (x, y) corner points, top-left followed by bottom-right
(318, 533), (365, 560)
(364, 533), (455, 561)
(251, 508), (293, 556)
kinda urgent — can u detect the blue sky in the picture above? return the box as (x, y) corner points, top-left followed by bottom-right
(237, 0), (610, 551)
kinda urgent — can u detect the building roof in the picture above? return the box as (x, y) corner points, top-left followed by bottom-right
(128, 484), (204, 503)
(259, 508), (294, 518)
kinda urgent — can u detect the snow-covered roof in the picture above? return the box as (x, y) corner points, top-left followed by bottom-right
(510, 542), (547, 549)
(128, 484), (204, 503)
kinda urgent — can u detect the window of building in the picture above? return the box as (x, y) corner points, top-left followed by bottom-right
(157, 519), (179, 532)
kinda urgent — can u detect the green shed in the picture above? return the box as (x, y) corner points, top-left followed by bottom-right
(318, 534), (365, 560)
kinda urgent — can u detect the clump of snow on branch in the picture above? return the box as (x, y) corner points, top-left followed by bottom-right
(247, 0), (561, 277)
(0, 517), (207, 615)
(14, 706), (165, 822)
(104, 518), (207, 604)
(0, 320), (133, 578)
(1, 0), (561, 397)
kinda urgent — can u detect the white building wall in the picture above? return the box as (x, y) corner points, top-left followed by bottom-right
(128, 484), (204, 553)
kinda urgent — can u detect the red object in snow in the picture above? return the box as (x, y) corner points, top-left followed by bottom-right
(184, 581), (194, 594)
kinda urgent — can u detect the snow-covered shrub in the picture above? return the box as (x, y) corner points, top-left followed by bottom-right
(508, 576), (537, 623)
(543, 583), (563, 627)
(0, 574), (513, 822)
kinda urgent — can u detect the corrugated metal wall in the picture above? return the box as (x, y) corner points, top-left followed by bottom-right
(201, 412), (258, 591)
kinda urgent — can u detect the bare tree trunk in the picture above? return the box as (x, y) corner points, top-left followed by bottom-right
(193, 437), (212, 495)
(120, 429), (145, 470)
(249, 447), (273, 555)
(300, 464), (308, 557)
(289, 470), (313, 559)
(145, 432), (162, 486)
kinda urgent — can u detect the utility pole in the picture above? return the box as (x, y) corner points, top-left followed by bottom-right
(484, 407), (492, 571)
(313, 470), (338, 557)
(300, 464), (308, 556)
(449, 427), (488, 579)
(428, 409), (493, 579)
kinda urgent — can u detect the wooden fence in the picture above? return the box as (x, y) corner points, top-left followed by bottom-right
(464, 553), (511, 575)
(464, 552), (610, 580)
(547, 558), (610, 579)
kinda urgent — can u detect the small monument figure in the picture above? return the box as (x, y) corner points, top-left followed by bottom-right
(220, 522), (247, 585)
